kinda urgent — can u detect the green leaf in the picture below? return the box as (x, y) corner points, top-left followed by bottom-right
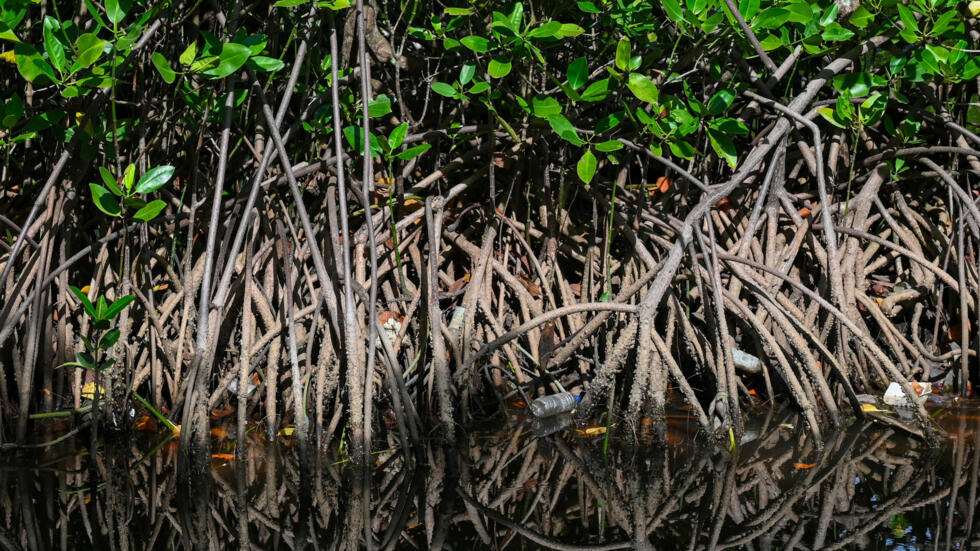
(711, 117), (749, 134)
(459, 62), (475, 86)
(179, 41), (197, 66)
(444, 7), (472, 15)
(89, 183), (121, 216)
(509, 3), (524, 29)
(135, 165), (175, 194)
(577, 149), (597, 183)
(123, 197), (146, 210)
(615, 37), (630, 71)
(0, 21), (19, 43)
(529, 21), (561, 38)
(202, 42), (251, 79)
(739, 0), (760, 20)
(532, 95), (562, 117)
(668, 139), (697, 159)
(240, 34), (268, 56)
(567, 57), (588, 90)
(69, 285), (97, 320)
(546, 113), (583, 146)
(468, 81), (489, 94)
(754, 7), (790, 28)
(389, 122), (408, 149)
(42, 16), (65, 74)
(431, 82), (458, 97)
(833, 72), (872, 97)
(707, 88), (735, 115)
(1, 94), (23, 129)
(247, 55), (285, 72)
(104, 295), (135, 320)
(488, 57), (512, 78)
(848, 5), (873, 28)
(342, 126), (382, 157)
(707, 128), (737, 168)
(121, 164), (135, 192)
(394, 143), (431, 160)
(274, 0), (308, 6)
(581, 78), (611, 101)
(577, 1), (601, 13)
(13, 43), (58, 83)
(896, 4), (918, 36)
(95, 295), (108, 320)
(99, 167), (122, 196)
(82, 0), (107, 30)
(105, 0), (132, 24)
(931, 9), (957, 36)
(460, 35), (491, 52)
(595, 140), (623, 152)
(368, 94), (392, 118)
(189, 55), (219, 73)
(75, 33), (105, 68)
(662, 0), (684, 22)
(558, 23), (585, 37)
(818, 4), (838, 26)
(99, 329), (120, 349)
(132, 199), (167, 222)
(151, 52), (176, 83)
(627, 73), (659, 103)
(595, 110), (624, 133)
(821, 22), (853, 42)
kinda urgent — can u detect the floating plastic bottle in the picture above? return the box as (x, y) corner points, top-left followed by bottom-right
(531, 415), (573, 437)
(530, 392), (580, 418)
(731, 347), (761, 374)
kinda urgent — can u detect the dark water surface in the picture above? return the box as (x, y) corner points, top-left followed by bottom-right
(3, 402), (980, 550)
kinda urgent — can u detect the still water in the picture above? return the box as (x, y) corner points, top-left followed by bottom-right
(2, 402), (980, 550)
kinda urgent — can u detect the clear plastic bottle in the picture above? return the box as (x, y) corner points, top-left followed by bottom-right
(531, 414), (573, 437)
(529, 392), (580, 418)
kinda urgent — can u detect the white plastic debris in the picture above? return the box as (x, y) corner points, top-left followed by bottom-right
(882, 382), (931, 407)
(228, 378), (257, 398)
(731, 347), (761, 374)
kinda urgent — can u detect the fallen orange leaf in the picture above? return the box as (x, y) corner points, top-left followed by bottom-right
(797, 207), (811, 218)
(576, 426), (607, 436)
(211, 453), (234, 460)
(793, 462), (816, 469)
(656, 176), (672, 194)
(133, 415), (156, 432)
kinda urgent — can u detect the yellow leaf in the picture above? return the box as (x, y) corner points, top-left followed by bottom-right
(575, 426), (608, 436)
(278, 426), (295, 437)
(970, 1), (980, 17)
(81, 381), (104, 400)
(80, 285), (91, 294)
(0, 50), (14, 64)
(860, 403), (893, 413)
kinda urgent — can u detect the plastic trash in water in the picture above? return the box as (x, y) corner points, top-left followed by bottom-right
(882, 381), (931, 407)
(731, 347), (761, 374)
(531, 415), (573, 437)
(228, 378), (258, 398)
(530, 392), (580, 418)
